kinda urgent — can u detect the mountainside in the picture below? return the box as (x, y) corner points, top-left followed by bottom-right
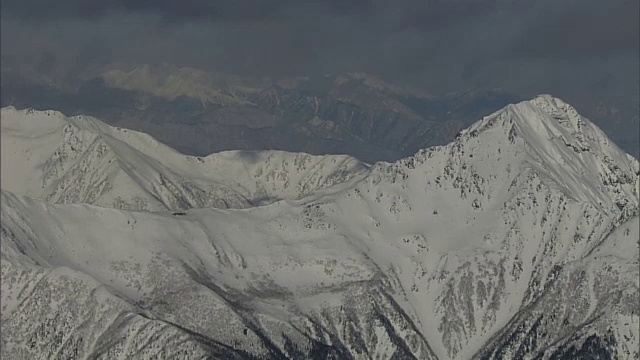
(1, 107), (367, 211)
(1, 95), (639, 359)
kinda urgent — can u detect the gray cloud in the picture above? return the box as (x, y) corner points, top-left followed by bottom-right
(511, 0), (639, 58)
(0, 0), (374, 21)
(1, 0), (637, 94)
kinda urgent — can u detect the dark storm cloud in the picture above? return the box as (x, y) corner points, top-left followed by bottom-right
(34, 51), (57, 74)
(0, 0), (374, 21)
(512, 0), (639, 58)
(0, 0), (637, 88)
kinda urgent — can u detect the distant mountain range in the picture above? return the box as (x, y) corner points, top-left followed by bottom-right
(4, 63), (638, 162)
(2, 96), (638, 359)
(0, 63), (527, 163)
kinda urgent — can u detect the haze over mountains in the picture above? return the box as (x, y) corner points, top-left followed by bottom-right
(2, 96), (638, 359)
(3, 62), (638, 163)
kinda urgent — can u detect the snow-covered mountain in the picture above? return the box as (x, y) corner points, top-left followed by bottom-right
(1, 107), (368, 211)
(1, 95), (638, 359)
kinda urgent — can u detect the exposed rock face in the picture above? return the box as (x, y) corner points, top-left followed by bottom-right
(1, 96), (638, 359)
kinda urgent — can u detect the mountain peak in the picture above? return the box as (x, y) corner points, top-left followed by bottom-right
(449, 95), (639, 213)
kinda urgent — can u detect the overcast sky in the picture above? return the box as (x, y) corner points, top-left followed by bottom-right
(1, 0), (638, 100)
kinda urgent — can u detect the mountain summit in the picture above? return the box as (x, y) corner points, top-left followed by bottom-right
(458, 95), (638, 210)
(1, 96), (638, 359)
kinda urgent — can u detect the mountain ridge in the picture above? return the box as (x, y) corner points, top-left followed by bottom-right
(1, 106), (369, 211)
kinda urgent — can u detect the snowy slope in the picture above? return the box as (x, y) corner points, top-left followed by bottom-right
(1, 95), (638, 359)
(1, 107), (368, 211)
